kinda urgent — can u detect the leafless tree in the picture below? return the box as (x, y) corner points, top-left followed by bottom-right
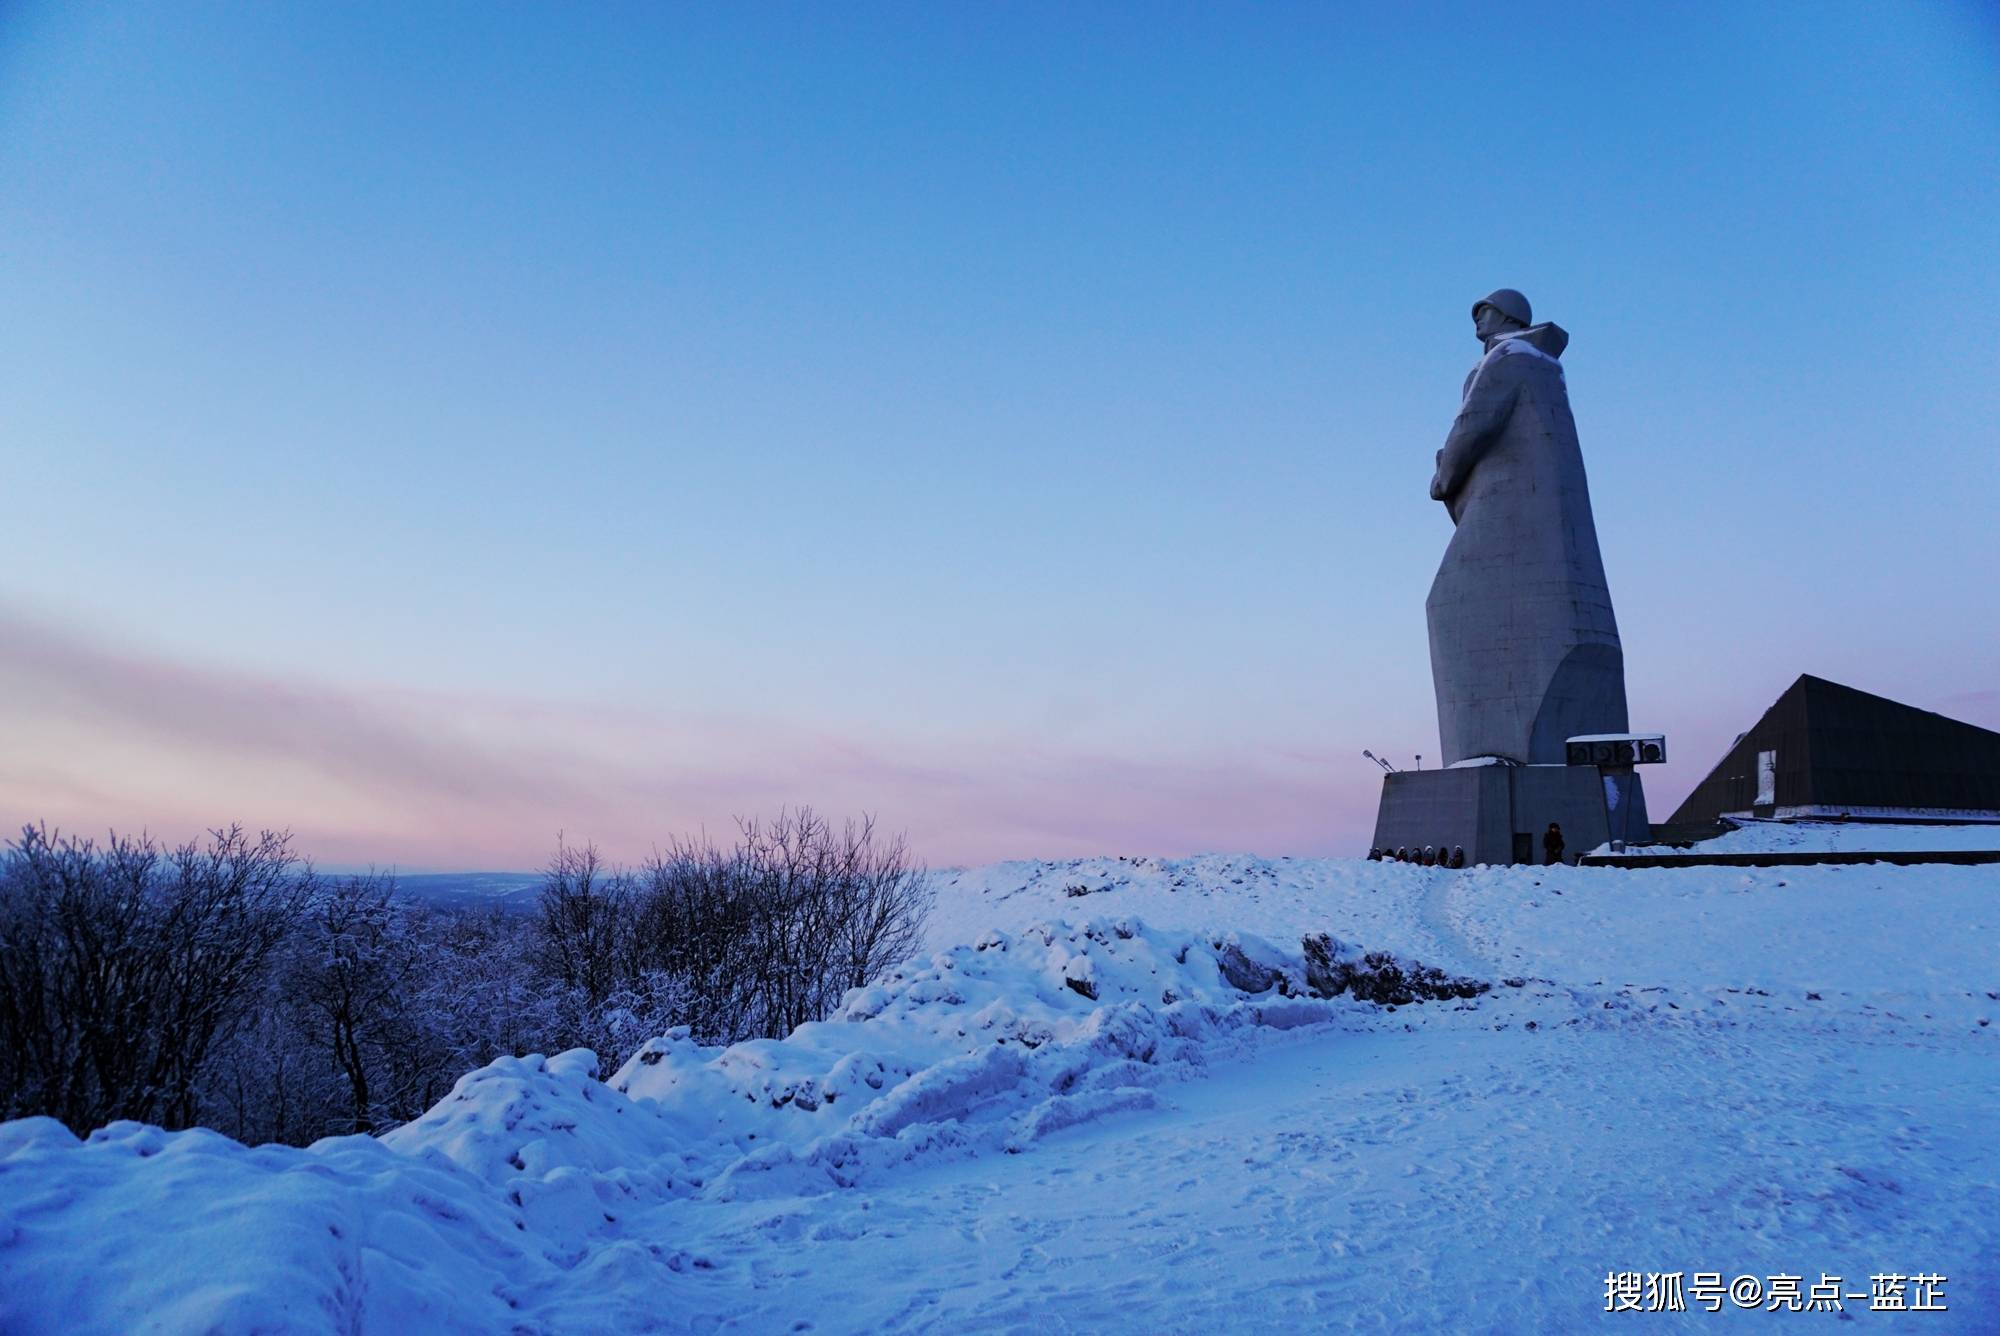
(625, 808), (932, 1045)
(1, 811), (931, 1143)
(534, 839), (623, 997)
(290, 872), (413, 1134)
(0, 824), (311, 1132)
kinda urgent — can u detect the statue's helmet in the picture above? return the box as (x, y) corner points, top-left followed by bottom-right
(1471, 288), (1532, 327)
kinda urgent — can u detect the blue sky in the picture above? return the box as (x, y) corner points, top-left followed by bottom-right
(3, 2), (1996, 867)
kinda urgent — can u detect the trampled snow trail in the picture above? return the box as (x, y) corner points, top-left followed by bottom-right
(542, 858), (1999, 1331)
(3, 856), (1995, 1333)
(641, 1004), (1994, 1332)
(1409, 865), (1492, 977)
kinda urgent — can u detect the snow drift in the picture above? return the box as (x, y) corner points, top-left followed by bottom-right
(0, 911), (1468, 1332)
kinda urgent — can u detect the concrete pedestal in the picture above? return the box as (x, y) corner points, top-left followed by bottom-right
(1370, 764), (1649, 865)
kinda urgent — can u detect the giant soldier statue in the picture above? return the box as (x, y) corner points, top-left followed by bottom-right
(1370, 289), (1649, 864)
(1426, 288), (1628, 765)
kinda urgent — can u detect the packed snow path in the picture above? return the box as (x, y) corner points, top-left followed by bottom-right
(679, 1015), (1990, 1331)
(3, 856), (1995, 1333)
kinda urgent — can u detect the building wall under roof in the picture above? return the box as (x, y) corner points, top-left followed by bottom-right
(1668, 675), (2000, 825)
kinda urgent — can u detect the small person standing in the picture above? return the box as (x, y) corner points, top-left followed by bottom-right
(1543, 822), (1565, 866)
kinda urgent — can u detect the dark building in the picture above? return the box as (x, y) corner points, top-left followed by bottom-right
(1669, 674), (2000, 826)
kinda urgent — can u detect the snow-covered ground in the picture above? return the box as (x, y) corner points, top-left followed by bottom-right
(1639, 818), (2000, 857)
(3, 855), (1995, 1332)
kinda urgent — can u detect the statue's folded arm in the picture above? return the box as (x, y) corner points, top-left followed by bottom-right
(1431, 359), (1521, 504)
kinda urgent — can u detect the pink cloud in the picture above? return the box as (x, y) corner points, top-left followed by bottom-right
(0, 609), (1379, 869)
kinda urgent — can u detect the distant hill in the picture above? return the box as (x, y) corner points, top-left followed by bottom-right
(387, 872), (544, 912)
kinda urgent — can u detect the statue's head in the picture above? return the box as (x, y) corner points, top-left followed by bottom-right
(1472, 288), (1531, 344)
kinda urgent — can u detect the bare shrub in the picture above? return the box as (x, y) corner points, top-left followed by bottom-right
(533, 839), (626, 1001)
(625, 808), (932, 1046)
(529, 838), (645, 1058)
(0, 824), (311, 1131)
(290, 872), (417, 1135)
(0, 811), (931, 1142)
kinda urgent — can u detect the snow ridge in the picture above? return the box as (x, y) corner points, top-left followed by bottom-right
(0, 915), (1394, 1332)
(599, 918), (1354, 1198)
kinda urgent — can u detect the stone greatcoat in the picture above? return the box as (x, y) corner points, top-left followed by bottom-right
(1425, 323), (1628, 765)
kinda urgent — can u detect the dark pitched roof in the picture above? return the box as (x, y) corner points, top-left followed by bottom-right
(1668, 674), (2000, 824)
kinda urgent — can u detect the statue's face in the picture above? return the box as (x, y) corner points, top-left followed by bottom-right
(1472, 303), (1520, 344)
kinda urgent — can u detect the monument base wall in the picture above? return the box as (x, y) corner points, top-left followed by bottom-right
(1370, 765), (1649, 865)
